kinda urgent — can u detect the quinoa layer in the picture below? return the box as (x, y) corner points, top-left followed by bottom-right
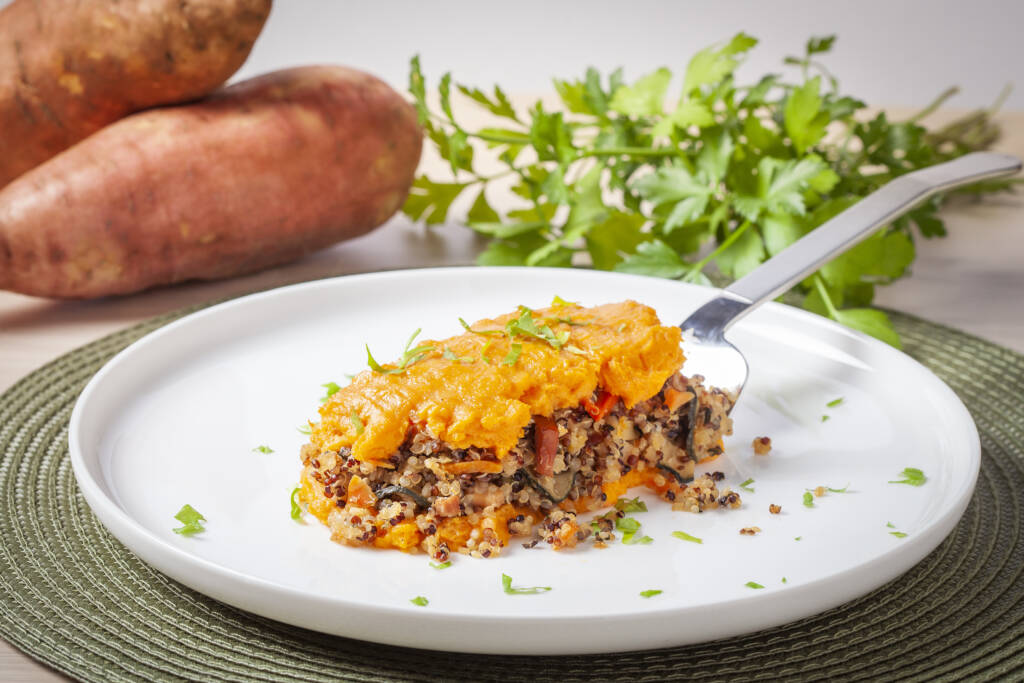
(298, 372), (737, 560)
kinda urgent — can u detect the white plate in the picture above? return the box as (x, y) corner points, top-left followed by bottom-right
(69, 267), (979, 655)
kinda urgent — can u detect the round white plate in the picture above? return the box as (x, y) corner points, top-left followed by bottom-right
(69, 267), (979, 655)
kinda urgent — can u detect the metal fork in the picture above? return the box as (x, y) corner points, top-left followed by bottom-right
(679, 152), (1022, 407)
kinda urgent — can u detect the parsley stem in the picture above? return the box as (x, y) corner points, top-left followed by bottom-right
(812, 274), (841, 320)
(579, 146), (680, 158)
(471, 131), (532, 145)
(906, 85), (960, 124)
(471, 168), (519, 184)
(689, 219), (752, 274)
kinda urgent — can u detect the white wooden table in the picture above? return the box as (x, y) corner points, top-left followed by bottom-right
(1, 110), (1022, 682)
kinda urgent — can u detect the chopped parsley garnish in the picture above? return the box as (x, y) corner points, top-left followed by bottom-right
(805, 484), (850, 494)
(616, 323), (627, 333)
(366, 328), (435, 375)
(616, 517), (641, 533)
(821, 415), (830, 423)
(745, 581), (765, 589)
(290, 487), (303, 520)
(640, 589), (663, 598)
(501, 573), (552, 595)
(320, 381), (342, 403)
(672, 530), (703, 544)
(506, 307), (569, 348)
(172, 504), (206, 536)
(616, 516), (652, 544)
(782, 577), (788, 584)
(502, 343), (522, 366)
(252, 445), (274, 454)
(480, 340), (494, 364)
(826, 397), (844, 408)
(551, 295), (578, 307)
(459, 317), (504, 337)
(889, 467), (926, 486)
(410, 596), (429, 606)
(430, 561), (452, 570)
(739, 478), (755, 492)
(349, 410), (365, 436)
(622, 532), (654, 545)
(794, 536), (802, 541)
(442, 347), (475, 363)
(887, 522), (907, 537)
(297, 424), (312, 435)
(614, 497), (648, 513)
(802, 491), (814, 507)
(554, 317), (589, 326)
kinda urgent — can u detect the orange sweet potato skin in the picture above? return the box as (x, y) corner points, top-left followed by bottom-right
(0, 0), (272, 187)
(0, 65), (422, 298)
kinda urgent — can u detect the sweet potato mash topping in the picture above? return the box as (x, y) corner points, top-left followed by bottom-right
(313, 300), (684, 463)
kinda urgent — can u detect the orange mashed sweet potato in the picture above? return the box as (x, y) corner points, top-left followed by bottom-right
(311, 300), (684, 464)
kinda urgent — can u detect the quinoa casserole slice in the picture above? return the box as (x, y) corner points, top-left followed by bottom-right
(298, 299), (739, 561)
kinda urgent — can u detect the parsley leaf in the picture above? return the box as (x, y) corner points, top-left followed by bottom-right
(502, 343), (522, 366)
(616, 517), (641, 533)
(672, 531), (703, 544)
(889, 467), (927, 487)
(252, 445), (274, 454)
(442, 347), (475, 363)
(890, 531), (908, 539)
(406, 36), (1011, 349)
(349, 410), (365, 436)
(616, 516), (653, 545)
(290, 487), (303, 520)
(410, 596), (429, 606)
(826, 397), (844, 408)
(320, 382), (341, 403)
(501, 573), (552, 595)
(622, 532), (654, 545)
(640, 589), (663, 598)
(505, 308), (567, 348)
(172, 504), (206, 536)
(802, 491), (814, 508)
(745, 581), (765, 589)
(366, 328), (435, 375)
(614, 497), (648, 513)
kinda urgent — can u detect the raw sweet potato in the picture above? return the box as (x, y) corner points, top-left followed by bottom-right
(0, 65), (422, 298)
(0, 0), (272, 187)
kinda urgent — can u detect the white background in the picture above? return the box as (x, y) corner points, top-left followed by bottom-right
(1, 0), (1020, 108)
(232, 0), (1024, 109)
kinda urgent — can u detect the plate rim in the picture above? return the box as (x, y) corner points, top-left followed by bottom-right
(68, 266), (981, 654)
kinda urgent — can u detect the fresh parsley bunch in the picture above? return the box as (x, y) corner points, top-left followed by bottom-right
(403, 34), (1015, 347)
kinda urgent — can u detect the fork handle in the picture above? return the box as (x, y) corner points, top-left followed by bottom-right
(684, 152), (1022, 337)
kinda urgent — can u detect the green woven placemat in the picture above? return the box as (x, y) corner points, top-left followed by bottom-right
(1, 306), (1023, 682)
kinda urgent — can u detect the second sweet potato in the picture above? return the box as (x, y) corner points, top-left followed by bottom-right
(0, 65), (422, 298)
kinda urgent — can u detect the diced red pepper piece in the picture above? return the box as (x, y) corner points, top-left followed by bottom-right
(533, 415), (559, 476)
(581, 390), (619, 421)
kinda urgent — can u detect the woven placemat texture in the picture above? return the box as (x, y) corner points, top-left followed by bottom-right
(1, 307), (1023, 682)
